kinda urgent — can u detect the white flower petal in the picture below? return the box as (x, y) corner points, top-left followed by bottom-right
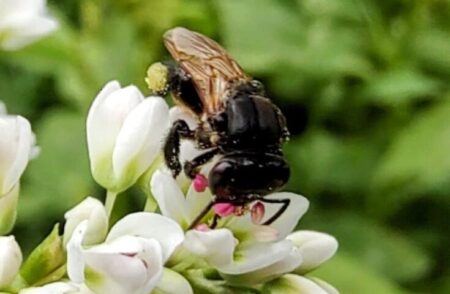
(221, 243), (303, 285)
(311, 278), (340, 294)
(0, 16), (58, 50)
(217, 239), (294, 275)
(67, 221), (89, 283)
(112, 97), (168, 181)
(155, 268), (193, 294)
(262, 192), (309, 240)
(287, 230), (338, 274)
(150, 170), (190, 226)
(0, 0), (45, 18)
(224, 193), (308, 244)
(0, 0), (58, 50)
(185, 184), (214, 223)
(63, 197), (108, 246)
(0, 235), (22, 289)
(19, 281), (80, 294)
(83, 236), (163, 294)
(264, 274), (330, 294)
(87, 83), (143, 178)
(184, 228), (235, 267)
(106, 213), (184, 262)
(0, 184), (19, 235)
(0, 115), (32, 195)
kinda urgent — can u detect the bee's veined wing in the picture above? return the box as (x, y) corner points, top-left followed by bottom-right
(164, 27), (250, 114)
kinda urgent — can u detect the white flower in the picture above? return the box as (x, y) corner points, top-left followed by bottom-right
(263, 274), (339, 294)
(0, 236), (22, 289)
(67, 212), (185, 294)
(0, 0), (58, 50)
(19, 282), (83, 294)
(0, 184), (19, 235)
(0, 114), (35, 197)
(86, 81), (169, 193)
(150, 170), (310, 284)
(287, 230), (338, 274)
(155, 268), (193, 294)
(63, 197), (108, 246)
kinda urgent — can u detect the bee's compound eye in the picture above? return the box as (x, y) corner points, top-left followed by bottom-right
(250, 80), (265, 93)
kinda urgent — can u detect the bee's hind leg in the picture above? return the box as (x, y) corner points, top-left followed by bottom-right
(164, 119), (195, 178)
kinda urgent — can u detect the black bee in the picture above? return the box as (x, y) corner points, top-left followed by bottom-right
(147, 27), (291, 229)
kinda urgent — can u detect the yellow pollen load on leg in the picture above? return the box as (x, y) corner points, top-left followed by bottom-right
(145, 62), (169, 94)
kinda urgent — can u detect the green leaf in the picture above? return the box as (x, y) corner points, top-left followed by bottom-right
(285, 130), (380, 198)
(303, 212), (431, 283)
(216, 0), (304, 73)
(313, 253), (409, 294)
(361, 67), (442, 106)
(0, 66), (41, 118)
(371, 99), (450, 216)
(20, 224), (65, 286)
(216, 0), (372, 100)
(413, 29), (450, 75)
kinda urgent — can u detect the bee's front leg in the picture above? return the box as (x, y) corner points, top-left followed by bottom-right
(183, 148), (220, 179)
(164, 119), (195, 177)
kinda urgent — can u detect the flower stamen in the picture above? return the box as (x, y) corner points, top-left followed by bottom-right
(213, 203), (235, 217)
(251, 201), (265, 224)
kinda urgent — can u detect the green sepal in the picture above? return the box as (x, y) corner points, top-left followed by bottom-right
(184, 269), (260, 294)
(20, 224), (66, 286)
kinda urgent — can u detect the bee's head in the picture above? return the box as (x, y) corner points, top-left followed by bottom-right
(208, 152), (290, 199)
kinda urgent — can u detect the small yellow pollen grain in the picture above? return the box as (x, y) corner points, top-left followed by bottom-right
(145, 62), (169, 94)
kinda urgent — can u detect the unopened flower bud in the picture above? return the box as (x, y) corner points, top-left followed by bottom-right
(0, 114), (36, 197)
(0, 236), (22, 289)
(86, 81), (169, 193)
(63, 197), (108, 246)
(287, 230), (338, 274)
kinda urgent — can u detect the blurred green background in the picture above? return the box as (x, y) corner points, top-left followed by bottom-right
(1, 0), (449, 293)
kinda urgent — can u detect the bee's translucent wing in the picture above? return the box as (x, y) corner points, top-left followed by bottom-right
(164, 27), (250, 114)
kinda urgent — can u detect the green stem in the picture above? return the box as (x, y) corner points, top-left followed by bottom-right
(144, 195), (157, 212)
(105, 190), (118, 217)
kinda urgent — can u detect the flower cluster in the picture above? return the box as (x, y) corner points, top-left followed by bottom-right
(0, 79), (339, 293)
(0, 2), (339, 292)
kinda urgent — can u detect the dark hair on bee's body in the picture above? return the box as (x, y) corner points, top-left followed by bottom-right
(148, 27), (292, 229)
